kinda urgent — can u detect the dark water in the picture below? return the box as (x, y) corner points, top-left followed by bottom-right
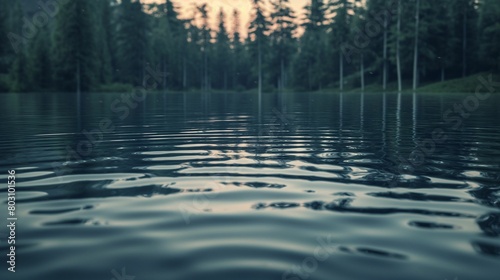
(1, 91), (499, 280)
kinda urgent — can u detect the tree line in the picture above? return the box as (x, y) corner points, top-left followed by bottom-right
(0, 0), (499, 93)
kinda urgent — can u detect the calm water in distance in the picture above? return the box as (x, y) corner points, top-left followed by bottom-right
(0, 91), (499, 280)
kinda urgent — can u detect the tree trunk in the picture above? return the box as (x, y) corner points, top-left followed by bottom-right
(163, 59), (167, 92)
(280, 58), (285, 91)
(76, 58), (81, 95)
(183, 57), (187, 89)
(462, 1), (467, 78)
(383, 14), (388, 91)
(308, 62), (312, 90)
(360, 54), (365, 91)
(142, 60), (146, 88)
(258, 39), (262, 100)
(412, 0), (420, 91)
(204, 44), (208, 92)
(339, 51), (343, 91)
(224, 71), (227, 91)
(396, 0), (402, 92)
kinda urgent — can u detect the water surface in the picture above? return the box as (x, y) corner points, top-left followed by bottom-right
(0, 91), (499, 280)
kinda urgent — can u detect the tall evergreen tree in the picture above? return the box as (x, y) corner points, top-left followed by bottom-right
(387, 0), (417, 88)
(6, 0), (31, 92)
(249, 0), (270, 95)
(94, 0), (113, 86)
(164, 0), (185, 89)
(293, 0), (328, 90)
(197, 3), (211, 91)
(116, 0), (149, 87)
(396, 0), (402, 91)
(365, 0), (396, 90)
(329, 0), (355, 91)
(352, 0), (366, 91)
(478, 0), (500, 73)
(0, 0), (10, 91)
(29, 27), (52, 91)
(230, 9), (245, 90)
(185, 10), (204, 90)
(52, 0), (97, 92)
(412, 0), (420, 90)
(214, 8), (230, 90)
(269, 0), (297, 90)
(432, 0), (455, 82)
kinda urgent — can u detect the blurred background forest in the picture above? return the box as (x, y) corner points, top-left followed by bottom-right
(0, 0), (499, 93)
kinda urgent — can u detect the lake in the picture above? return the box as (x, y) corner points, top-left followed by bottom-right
(0, 90), (499, 280)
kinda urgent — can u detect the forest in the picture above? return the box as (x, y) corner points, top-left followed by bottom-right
(0, 0), (499, 93)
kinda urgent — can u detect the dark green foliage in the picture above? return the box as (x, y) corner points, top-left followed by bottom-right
(292, 0), (328, 90)
(52, 0), (97, 92)
(94, 0), (113, 85)
(0, 0), (498, 93)
(29, 27), (52, 91)
(248, 0), (271, 93)
(214, 9), (230, 90)
(269, 0), (297, 89)
(0, 0), (11, 91)
(479, 0), (500, 73)
(116, 0), (149, 87)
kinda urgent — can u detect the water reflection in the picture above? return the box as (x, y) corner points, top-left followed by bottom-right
(0, 91), (499, 280)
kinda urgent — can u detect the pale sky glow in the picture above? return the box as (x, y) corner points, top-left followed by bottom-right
(142, 0), (309, 35)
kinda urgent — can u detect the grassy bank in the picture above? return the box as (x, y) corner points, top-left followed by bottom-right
(416, 73), (500, 93)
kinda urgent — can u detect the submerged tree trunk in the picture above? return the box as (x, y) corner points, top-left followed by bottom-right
(412, 0), (420, 91)
(396, 0), (402, 92)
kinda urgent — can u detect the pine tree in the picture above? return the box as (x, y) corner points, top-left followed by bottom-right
(329, 0), (355, 91)
(0, 0), (9, 91)
(293, 0), (328, 90)
(270, 0), (297, 90)
(351, 0), (366, 91)
(387, 0), (417, 89)
(396, 0), (402, 91)
(53, 0), (97, 92)
(164, 0), (185, 89)
(230, 9), (244, 90)
(116, 0), (149, 87)
(94, 0), (113, 86)
(432, 0), (455, 82)
(29, 27), (52, 91)
(478, 0), (500, 73)
(365, 0), (396, 90)
(411, 0), (420, 90)
(6, 0), (30, 92)
(214, 8), (230, 90)
(151, 3), (170, 90)
(197, 3), (211, 91)
(249, 0), (270, 96)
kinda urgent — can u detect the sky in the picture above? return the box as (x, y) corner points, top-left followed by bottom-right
(142, 0), (309, 35)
